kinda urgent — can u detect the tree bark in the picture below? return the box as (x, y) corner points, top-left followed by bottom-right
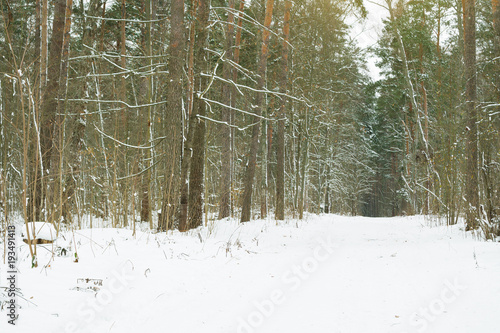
(494, 0), (500, 44)
(463, 0), (479, 229)
(187, 0), (210, 230)
(493, 0), (500, 101)
(419, 11), (430, 214)
(120, 0), (129, 227)
(229, 0), (245, 216)
(55, 0), (74, 225)
(218, 0), (235, 220)
(275, 0), (291, 221)
(177, 0), (201, 232)
(140, 0), (153, 225)
(38, 0), (70, 224)
(159, 0), (185, 231)
(298, 112), (309, 220)
(28, 0), (43, 222)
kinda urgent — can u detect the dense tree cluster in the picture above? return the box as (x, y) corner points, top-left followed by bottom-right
(0, 0), (498, 247)
(369, 0), (499, 239)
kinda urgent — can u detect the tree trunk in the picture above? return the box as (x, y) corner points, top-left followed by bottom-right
(493, 0), (500, 102)
(28, 0), (44, 222)
(294, 122), (301, 214)
(240, 0), (274, 222)
(298, 112), (309, 220)
(158, 0), (185, 231)
(140, 0), (153, 226)
(229, 0), (244, 216)
(419, 11), (430, 214)
(275, 0), (291, 221)
(41, 0), (48, 87)
(186, 0), (198, 119)
(218, 0), (235, 220)
(177, 0), (202, 232)
(463, 0), (479, 229)
(187, 0), (210, 230)
(324, 157), (330, 214)
(52, 0), (73, 226)
(38, 0), (70, 224)
(120, 0), (129, 228)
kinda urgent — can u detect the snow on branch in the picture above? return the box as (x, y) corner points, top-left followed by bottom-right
(84, 14), (167, 24)
(93, 125), (165, 150)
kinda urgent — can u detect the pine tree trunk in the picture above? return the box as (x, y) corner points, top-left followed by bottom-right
(229, 0), (244, 216)
(41, 0), (48, 87)
(463, 0), (479, 229)
(298, 113), (309, 220)
(29, 0), (44, 222)
(140, 0), (153, 225)
(260, 115), (268, 219)
(186, 0), (198, 120)
(218, 0), (235, 220)
(187, 0), (210, 230)
(52, 0), (73, 226)
(275, 0), (291, 221)
(177, 0), (202, 232)
(120, 0), (129, 227)
(419, 13), (430, 214)
(294, 123), (301, 214)
(493, 0), (500, 101)
(241, 0), (274, 222)
(159, 0), (185, 231)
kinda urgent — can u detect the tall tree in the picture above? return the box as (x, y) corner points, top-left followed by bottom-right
(218, 0), (235, 220)
(52, 0), (73, 226)
(493, 0), (500, 101)
(29, 0), (48, 222)
(187, 0), (211, 229)
(37, 0), (71, 223)
(178, 0), (198, 231)
(230, 0), (245, 216)
(158, 0), (185, 231)
(463, 0), (479, 229)
(276, 0), (291, 221)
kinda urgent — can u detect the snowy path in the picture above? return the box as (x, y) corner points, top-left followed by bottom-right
(1, 215), (500, 333)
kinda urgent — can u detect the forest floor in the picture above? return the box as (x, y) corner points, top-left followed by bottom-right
(1, 214), (500, 333)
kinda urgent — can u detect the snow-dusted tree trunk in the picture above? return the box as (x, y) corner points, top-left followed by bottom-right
(187, 0), (211, 229)
(37, 0), (71, 225)
(276, 0), (291, 221)
(218, 0), (235, 220)
(463, 0), (479, 229)
(159, 0), (185, 231)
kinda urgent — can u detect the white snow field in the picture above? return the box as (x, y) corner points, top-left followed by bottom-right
(1, 215), (499, 333)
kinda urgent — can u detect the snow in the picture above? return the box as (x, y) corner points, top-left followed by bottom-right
(1, 215), (500, 332)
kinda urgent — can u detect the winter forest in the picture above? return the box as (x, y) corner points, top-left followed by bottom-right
(1, 0), (500, 332)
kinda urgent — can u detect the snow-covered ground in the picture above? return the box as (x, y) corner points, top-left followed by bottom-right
(1, 215), (499, 333)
